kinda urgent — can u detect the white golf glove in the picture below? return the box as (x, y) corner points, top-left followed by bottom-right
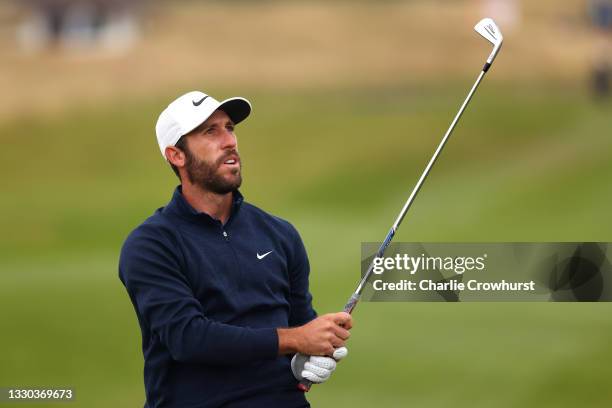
(291, 347), (348, 384)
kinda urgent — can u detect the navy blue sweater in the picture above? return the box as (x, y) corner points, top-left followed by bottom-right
(119, 187), (317, 408)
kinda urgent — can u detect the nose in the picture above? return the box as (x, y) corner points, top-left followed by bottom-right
(220, 128), (237, 150)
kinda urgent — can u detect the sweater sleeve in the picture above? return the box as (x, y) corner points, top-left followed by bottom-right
(118, 225), (279, 365)
(286, 224), (317, 327)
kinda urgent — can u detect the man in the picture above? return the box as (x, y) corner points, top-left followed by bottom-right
(119, 91), (352, 407)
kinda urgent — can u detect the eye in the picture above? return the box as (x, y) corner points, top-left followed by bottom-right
(226, 125), (235, 132)
(205, 127), (216, 135)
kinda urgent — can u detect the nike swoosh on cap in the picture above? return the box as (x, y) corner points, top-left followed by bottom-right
(192, 96), (209, 106)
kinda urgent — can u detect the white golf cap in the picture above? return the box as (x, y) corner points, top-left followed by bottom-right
(155, 91), (251, 158)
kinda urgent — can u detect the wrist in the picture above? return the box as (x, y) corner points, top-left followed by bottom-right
(277, 327), (302, 355)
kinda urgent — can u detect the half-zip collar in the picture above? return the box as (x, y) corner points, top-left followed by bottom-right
(163, 185), (244, 227)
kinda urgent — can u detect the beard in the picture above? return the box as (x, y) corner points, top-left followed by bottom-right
(183, 148), (242, 194)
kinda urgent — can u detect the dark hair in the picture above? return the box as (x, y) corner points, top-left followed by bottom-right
(169, 136), (188, 181)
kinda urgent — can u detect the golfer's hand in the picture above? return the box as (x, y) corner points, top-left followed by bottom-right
(291, 347), (348, 384)
(295, 312), (352, 356)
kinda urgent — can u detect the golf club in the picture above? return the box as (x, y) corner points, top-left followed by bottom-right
(298, 17), (503, 392)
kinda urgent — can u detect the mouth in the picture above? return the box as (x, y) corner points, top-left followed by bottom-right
(222, 155), (240, 167)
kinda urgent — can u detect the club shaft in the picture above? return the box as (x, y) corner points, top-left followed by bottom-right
(299, 67), (490, 393)
(346, 68), (488, 312)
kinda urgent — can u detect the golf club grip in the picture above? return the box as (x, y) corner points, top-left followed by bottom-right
(298, 380), (312, 392)
(298, 295), (359, 392)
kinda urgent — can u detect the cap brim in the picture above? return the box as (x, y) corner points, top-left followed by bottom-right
(218, 97), (251, 125)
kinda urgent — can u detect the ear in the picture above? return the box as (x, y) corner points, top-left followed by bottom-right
(165, 145), (186, 167)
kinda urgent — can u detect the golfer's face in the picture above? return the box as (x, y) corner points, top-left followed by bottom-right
(189, 110), (241, 183)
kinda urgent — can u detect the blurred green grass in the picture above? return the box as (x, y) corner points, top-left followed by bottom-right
(1, 81), (612, 407)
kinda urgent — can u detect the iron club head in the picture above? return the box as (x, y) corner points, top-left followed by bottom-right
(474, 18), (503, 66)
